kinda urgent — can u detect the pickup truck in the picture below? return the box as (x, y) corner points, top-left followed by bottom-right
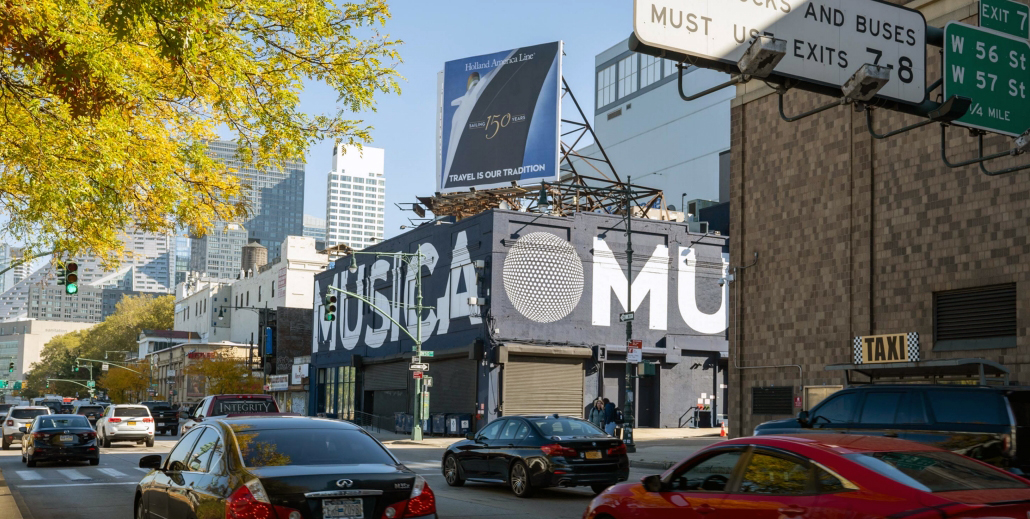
(180, 394), (279, 434)
(138, 401), (179, 435)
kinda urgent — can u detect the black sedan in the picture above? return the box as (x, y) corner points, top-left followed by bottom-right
(441, 414), (629, 497)
(20, 414), (99, 467)
(135, 416), (437, 519)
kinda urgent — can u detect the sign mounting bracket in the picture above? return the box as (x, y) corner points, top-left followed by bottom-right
(777, 91), (848, 124)
(866, 95), (971, 140)
(940, 124), (1030, 176)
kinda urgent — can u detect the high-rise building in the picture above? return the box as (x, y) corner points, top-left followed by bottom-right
(174, 235), (191, 286)
(0, 244), (31, 294)
(303, 215), (327, 250)
(325, 144), (385, 250)
(190, 140), (305, 277)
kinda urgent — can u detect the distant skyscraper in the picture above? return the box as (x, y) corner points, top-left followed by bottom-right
(326, 144), (385, 250)
(0, 244), (30, 294)
(303, 215), (327, 250)
(174, 235), (191, 285)
(190, 140), (305, 278)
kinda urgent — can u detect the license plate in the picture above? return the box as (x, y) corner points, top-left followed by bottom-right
(585, 450), (602, 460)
(59, 435), (74, 442)
(323, 498), (363, 519)
(128, 421), (137, 426)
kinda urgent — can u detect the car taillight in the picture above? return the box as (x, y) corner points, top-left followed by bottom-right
(382, 475), (435, 519)
(4, 420), (11, 427)
(540, 444), (577, 457)
(108, 418), (122, 423)
(79, 431), (97, 440)
(143, 418), (154, 423)
(33, 432), (51, 440)
(608, 444), (627, 456)
(226, 479), (301, 519)
(1003, 432), (1013, 456)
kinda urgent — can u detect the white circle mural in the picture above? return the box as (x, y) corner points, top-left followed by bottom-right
(503, 232), (584, 323)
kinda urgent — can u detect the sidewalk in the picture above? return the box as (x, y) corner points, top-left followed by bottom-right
(0, 466), (24, 519)
(370, 427), (724, 470)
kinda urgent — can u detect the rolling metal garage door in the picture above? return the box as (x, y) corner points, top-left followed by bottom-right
(503, 356), (584, 417)
(363, 361), (408, 391)
(429, 358), (477, 414)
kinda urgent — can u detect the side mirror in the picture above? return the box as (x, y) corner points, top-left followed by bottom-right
(139, 454), (163, 470)
(797, 410), (810, 427)
(465, 432), (476, 441)
(642, 474), (664, 493)
(18, 426), (27, 434)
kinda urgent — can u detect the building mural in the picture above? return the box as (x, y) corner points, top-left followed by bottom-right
(311, 209), (729, 429)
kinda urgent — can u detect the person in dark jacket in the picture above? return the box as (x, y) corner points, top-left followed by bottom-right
(588, 399), (606, 429)
(602, 398), (617, 436)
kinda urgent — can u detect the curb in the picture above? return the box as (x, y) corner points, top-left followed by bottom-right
(0, 466), (25, 519)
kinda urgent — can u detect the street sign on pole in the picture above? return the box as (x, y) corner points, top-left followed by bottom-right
(421, 351), (435, 357)
(632, 0), (928, 104)
(409, 363), (429, 371)
(627, 339), (643, 364)
(944, 22), (1030, 137)
(619, 312), (635, 322)
(413, 371), (423, 379)
(102, 363), (109, 372)
(981, 0), (1030, 40)
(87, 380), (96, 388)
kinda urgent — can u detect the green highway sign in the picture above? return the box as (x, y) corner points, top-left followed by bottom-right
(981, 0), (1030, 39)
(944, 22), (1030, 137)
(87, 380), (96, 388)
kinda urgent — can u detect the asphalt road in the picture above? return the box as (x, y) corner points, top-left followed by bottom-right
(0, 434), (659, 519)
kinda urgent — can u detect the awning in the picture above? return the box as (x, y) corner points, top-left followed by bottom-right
(825, 358), (1010, 386)
(497, 343), (592, 363)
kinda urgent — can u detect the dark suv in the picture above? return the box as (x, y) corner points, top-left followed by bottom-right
(754, 385), (1030, 473)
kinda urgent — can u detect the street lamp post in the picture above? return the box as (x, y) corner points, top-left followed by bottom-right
(331, 249), (429, 442)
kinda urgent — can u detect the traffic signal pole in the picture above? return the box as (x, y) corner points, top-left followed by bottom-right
(623, 178), (636, 453)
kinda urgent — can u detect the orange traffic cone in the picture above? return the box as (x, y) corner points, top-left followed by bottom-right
(720, 423), (727, 437)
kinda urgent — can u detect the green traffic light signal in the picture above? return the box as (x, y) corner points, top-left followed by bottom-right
(65, 262), (79, 295)
(7, 362), (13, 373)
(46, 380), (50, 389)
(324, 294), (338, 321)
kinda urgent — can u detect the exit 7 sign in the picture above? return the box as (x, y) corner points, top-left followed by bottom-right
(944, 22), (1030, 137)
(981, 0), (1030, 39)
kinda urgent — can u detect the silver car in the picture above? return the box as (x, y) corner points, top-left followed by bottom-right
(96, 404), (155, 447)
(2, 406), (52, 450)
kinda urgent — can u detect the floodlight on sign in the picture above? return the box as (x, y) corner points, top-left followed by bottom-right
(736, 36), (787, 79)
(842, 64), (892, 102)
(1016, 130), (1030, 154)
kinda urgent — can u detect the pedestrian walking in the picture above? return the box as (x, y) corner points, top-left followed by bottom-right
(602, 398), (617, 436)
(588, 398), (606, 429)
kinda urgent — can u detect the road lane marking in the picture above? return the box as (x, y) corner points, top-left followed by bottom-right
(17, 482), (137, 488)
(97, 468), (128, 478)
(57, 469), (90, 480)
(14, 471), (42, 481)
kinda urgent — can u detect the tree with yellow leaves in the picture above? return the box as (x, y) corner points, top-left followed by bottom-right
(0, 0), (401, 264)
(184, 351), (262, 396)
(98, 361), (153, 403)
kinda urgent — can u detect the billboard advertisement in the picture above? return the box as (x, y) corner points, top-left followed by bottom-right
(437, 41), (562, 192)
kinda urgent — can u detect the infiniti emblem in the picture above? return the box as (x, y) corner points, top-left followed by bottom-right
(592, 442), (597, 446)
(336, 479), (354, 488)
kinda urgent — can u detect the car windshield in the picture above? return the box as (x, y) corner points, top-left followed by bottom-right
(213, 399), (277, 416)
(532, 418), (606, 438)
(12, 409), (49, 419)
(76, 406), (104, 414)
(115, 407), (150, 418)
(37, 416), (90, 428)
(233, 428), (395, 467)
(846, 451), (1030, 492)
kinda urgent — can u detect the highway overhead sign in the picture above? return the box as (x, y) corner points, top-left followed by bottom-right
(980, 0), (1030, 40)
(409, 363), (429, 371)
(633, 0), (927, 104)
(944, 22), (1030, 137)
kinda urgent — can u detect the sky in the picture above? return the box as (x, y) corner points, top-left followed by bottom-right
(291, 0), (633, 238)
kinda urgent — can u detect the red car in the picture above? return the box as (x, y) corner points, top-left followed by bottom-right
(584, 434), (1030, 519)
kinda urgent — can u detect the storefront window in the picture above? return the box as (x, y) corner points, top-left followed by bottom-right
(316, 368), (327, 414)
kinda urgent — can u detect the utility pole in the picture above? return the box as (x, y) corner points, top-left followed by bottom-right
(623, 176), (636, 453)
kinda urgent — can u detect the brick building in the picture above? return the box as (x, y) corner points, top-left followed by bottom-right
(725, 0), (1030, 436)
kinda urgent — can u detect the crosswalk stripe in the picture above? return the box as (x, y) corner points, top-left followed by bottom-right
(57, 469), (90, 480)
(97, 468), (127, 478)
(14, 471), (42, 481)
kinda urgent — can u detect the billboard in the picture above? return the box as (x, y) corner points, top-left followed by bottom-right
(437, 41), (562, 192)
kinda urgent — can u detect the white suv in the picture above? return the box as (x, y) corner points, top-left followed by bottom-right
(96, 404), (155, 447)
(2, 406), (52, 450)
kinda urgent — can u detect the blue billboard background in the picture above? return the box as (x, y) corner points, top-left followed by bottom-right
(438, 41), (561, 192)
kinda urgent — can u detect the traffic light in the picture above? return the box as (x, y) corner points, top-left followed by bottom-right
(324, 294), (337, 321)
(46, 380), (50, 389)
(65, 262), (79, 295)
(73, 364), (79, 372)
(7, 362), (12, 373)
(0, 381), (7, 389)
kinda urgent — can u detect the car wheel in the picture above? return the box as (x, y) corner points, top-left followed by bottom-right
(21, 453), (26, 463)
(591, 483), (611, 494)
(135, 496), (148, 519)
(509, 461), (534, 498)
(146, 437), (154, 448)
(1, 439), (9, 450)
(101, 431), (111, 448)
(26, 456), (36, 468)
(444, 455), (465, 487)
(89, 458), (99, 466)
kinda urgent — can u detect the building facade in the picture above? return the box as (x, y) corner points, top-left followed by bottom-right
(303, 215), (327, 250)
(325, 144), (386, 250)
(0, 320), (96, 385)
(190, 140), (305, 277)
(723, 0), (1030, 436)
(311, 209), (729, 429)
(0, 244), (30, 295)
(174, 277), (235, 344)
(149, 341), (251, 405)
(132, 330), (202, 362)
